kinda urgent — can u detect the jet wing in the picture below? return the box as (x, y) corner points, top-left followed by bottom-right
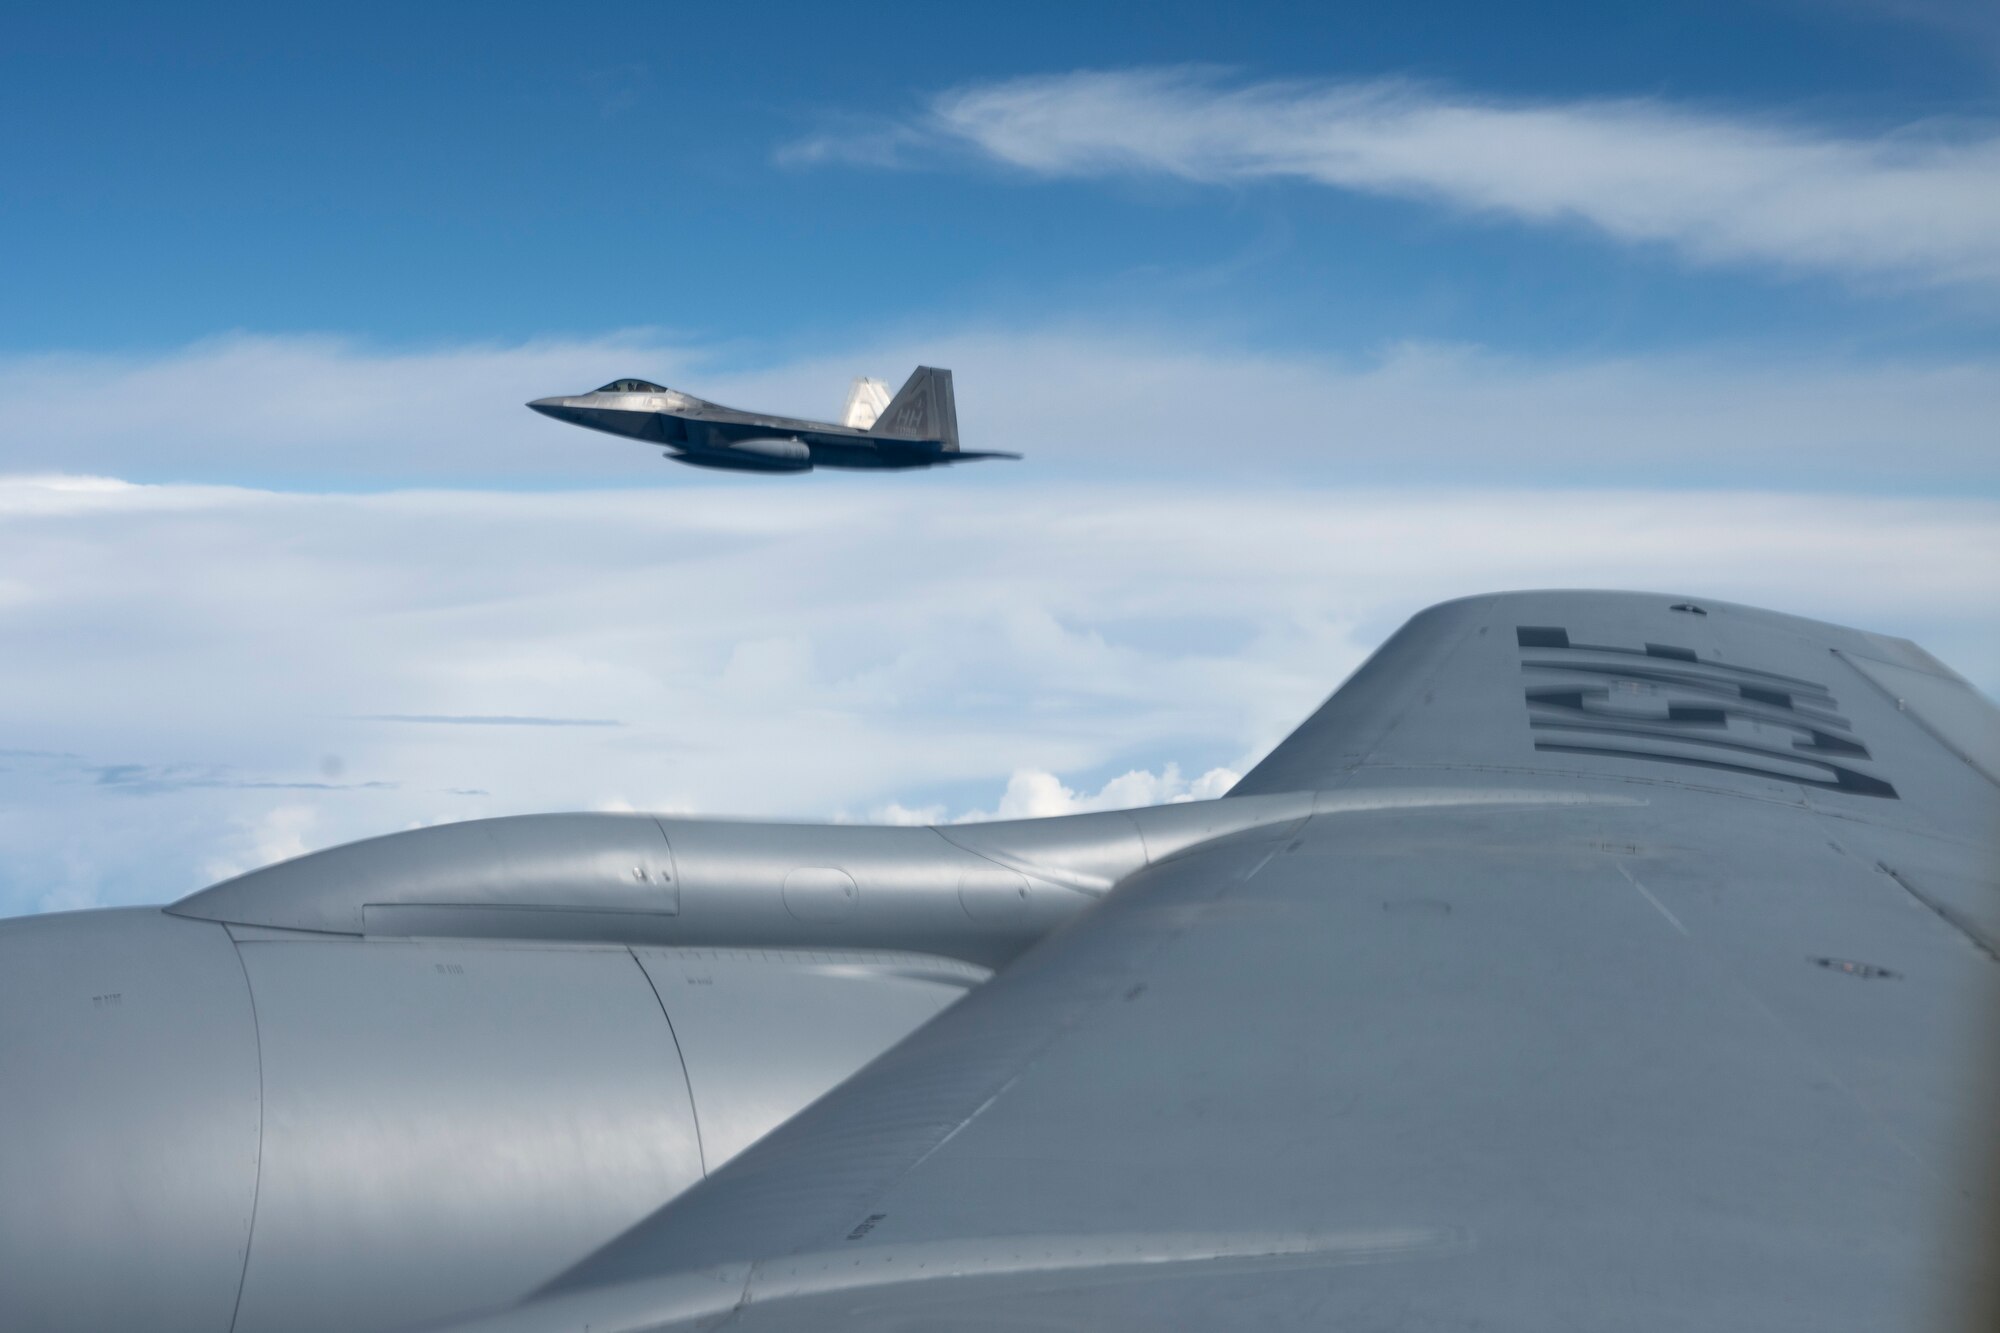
(446, 591), (1999, 1333)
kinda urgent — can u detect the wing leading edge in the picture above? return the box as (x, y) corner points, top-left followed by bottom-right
(443, 591), (1999, 1333)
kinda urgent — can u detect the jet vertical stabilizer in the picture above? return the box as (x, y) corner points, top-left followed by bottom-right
(871, 366), (958, 450)
(841, 377), (891, 430)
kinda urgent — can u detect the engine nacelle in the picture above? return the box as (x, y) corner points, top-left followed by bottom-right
(0, 910), (978, 1333)
(0, 797), (1313, 1333)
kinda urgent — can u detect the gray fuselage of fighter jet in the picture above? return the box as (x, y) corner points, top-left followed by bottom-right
(527, 366), (1019, 473)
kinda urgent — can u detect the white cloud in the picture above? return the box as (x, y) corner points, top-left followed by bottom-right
(3, 331), (1997, 491)
(0, 332), (699, 483)
(0, 471), (1994, 917)
(947, 763), (1243, 823)
(790, 68), (2000, 288)
(871, 800), (949, 827)
(202, 804), (319, 884)
(876, 764), (1237, 825)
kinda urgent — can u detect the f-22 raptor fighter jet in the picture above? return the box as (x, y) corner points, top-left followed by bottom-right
(528, 365), (1019, 473)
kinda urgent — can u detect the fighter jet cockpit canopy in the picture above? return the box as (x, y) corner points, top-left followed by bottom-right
(596, 379), (667, 393)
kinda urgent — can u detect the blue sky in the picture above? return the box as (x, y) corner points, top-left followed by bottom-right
(1, 1), (1996, 914)
(5, 1), (1998, 358)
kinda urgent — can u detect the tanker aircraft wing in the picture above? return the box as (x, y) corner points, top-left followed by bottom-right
(449, 591), (2000, 1333)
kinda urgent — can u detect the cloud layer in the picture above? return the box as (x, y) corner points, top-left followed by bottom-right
(789, 68), (2000, 288)
(2, 472), (1994, 918)
(6, 331), (1997, 491)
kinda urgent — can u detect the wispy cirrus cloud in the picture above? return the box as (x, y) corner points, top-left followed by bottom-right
(355, 714), (626, 727)
(785, 68), (2000, 289)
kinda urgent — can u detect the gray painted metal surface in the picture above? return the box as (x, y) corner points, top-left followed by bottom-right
(635, 948), (988, 1168)
(527, 366), (1020, 472)
(225, 939), (703, 1333)
(0, 910), (259, 1333)
(0, 923), (976, 1333)
(169, 797), (1311, 969)
(457, 591), (1999, 1333)
(173, 813), (682, 936)
(3, 590), (1994, 1333)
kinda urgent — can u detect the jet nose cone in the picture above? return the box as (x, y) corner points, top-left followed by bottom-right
(527, 396), (572, 419)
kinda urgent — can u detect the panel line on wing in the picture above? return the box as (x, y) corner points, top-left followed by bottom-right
(1616, 864), (1689, 937)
